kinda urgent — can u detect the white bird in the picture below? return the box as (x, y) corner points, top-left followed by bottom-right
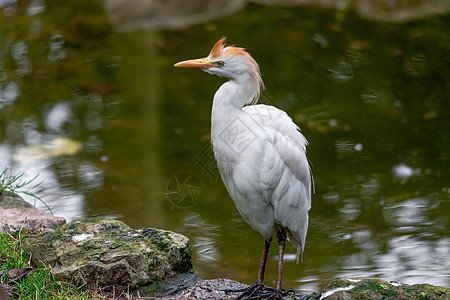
(175, 37), (312, 299)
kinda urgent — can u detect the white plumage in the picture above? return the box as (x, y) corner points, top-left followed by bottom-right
(214, 103), (311, 254)
(175, 37), (312, 299)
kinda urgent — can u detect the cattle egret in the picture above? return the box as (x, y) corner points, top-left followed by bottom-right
(174, 37), (312, 299)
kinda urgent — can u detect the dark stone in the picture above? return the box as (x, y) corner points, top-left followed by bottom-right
(7, 267), (33, 282)
(167, 278), (319, 300)
(138, 273), (202, 298)
(0, 284), (13, 300)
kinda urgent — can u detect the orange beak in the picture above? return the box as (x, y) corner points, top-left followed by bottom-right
(174, 58), (213, 69)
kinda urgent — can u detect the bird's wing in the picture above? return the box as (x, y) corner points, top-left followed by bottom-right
(242, 104), (312, 197)
(242, 104), (312, 252)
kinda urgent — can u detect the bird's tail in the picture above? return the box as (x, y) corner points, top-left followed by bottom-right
(285, 229), (304, 264)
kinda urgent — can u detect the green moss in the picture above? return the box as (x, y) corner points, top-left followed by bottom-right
(140, 228), (174, 252)
(322, 279), (450, 300)
(170, 242), (193, 274)
(405, 284), (450, 300)
(322, 278), (354, 291)
(141, 281), (162, 293)
(353, 280), (383, 292)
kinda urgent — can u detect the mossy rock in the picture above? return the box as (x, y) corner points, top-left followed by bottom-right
(22, 217), (193, 292)
(321, 278), (449, 299)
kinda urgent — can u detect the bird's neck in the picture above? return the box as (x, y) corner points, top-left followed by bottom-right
(212, 75), (260, 108)
(211, 77), (262, 141)
(211, 80), (245, 127)
(210, 80), (254, 154)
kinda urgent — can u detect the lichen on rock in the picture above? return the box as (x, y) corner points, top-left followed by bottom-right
(320, 278), (450, 299)
(22, 217), (194, 292)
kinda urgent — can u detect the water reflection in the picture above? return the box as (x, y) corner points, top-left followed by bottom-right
(384, 198), (428, 228)
(44, 102), (73, 132)
(47, 33), (65, 62)
(77, 161), (104, 191)
(0, 144), (85, 219)
(0, 80), (19, 106)
(11, 40), (32, 75)
(335, 139), (364, 159)
(372, 236), (448, 285)
(182, 212), (221, 267)
(26, 0), (45, 15)
(329, 61), (353, 82)
(13, 137), (82, 162)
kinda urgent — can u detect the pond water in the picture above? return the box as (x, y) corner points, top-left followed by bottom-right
(1, 0), (449, 293)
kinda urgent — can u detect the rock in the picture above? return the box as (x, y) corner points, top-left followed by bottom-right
(167, 278), (448, 300)
(103, 0), (450, 32)
(103, 0), (245, 32)
(0, 267), (34, 300)
(0, 284), (13, 300)
(22, 217), (194, 293)
(320, 278), (450, 299)
(0, 191), (65, 233)
(7, 267), (33, 282)
(166, 278), (319, 300)
(167, 278), (249, 300)
(355, 0), (450, 22)
(138, 273), (202, 298)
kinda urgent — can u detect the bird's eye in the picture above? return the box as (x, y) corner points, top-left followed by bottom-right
(217, 61), (225, 67)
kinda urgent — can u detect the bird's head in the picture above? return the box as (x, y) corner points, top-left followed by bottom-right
(174, 37), (264, 101)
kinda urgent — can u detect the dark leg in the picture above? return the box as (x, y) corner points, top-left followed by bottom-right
(224, 231), (295, 299)
(257, 238), (271, 286)
(248, 230), (291, 300)
(224, 238), (272, 299)
(273, 229), (287, 298)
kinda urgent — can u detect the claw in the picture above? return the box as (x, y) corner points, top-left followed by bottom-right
(224, 282), (292, 299)
(223, 283), (256, 294)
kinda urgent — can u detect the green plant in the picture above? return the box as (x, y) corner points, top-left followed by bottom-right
(0, 168), (52, 213)
(0, 230), (108, 299)
(0, 229), (27, 274)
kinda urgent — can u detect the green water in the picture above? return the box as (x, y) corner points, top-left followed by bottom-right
(1, 0), (449, 293)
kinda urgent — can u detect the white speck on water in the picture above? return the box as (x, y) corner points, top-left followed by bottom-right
(392, 163), (419, 179)
(45, 101), (73, 132)
(313, 33), (329, 48)
(282, 253), (298, 262)
(354, 143), (363, 151)
(342, 234), (353, 240)
(320, 285), (355, 299)
(72, 233), (93, 242)
(329, 119), (338, 127)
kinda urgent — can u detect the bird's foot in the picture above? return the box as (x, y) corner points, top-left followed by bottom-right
(224, 283), (295, 299)
(224, 283), (261, 299)
(257, 286), (295, 300)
